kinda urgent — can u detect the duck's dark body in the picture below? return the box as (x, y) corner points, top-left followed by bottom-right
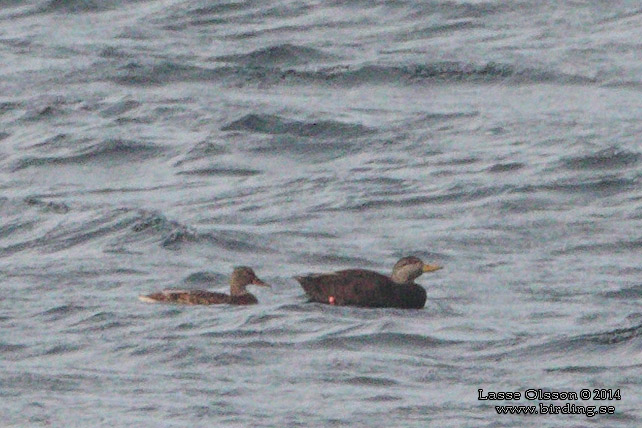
(141, 289), (258, 305)
(296, 269), (427, 309)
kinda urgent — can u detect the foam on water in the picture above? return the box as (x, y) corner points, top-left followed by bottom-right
(1, 0), (641, 427)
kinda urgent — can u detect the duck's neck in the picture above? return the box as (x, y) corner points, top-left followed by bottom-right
(390, 265), (418, 284)
(390, 272), (408, 284)
(230, 279), (249, 296)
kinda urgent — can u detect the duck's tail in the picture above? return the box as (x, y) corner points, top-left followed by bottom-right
(138, 294), (161, 303)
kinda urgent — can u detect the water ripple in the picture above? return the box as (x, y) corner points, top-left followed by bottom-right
(13, 139), (165, 170)
(221, 113), (373, 138)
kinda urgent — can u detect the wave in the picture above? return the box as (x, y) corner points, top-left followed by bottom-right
(176, 167), (261, 177)
(295, 62), (595, 85)
(24, 197), (70, 214)
(0, 206), (265, 256)
(603, 285), (642, 299)
(111, 61), (222, 86)
(109, 60), (596, 87)
(185, 2), (250, 16)
(482, 323), (642, 363)
(342, 376), (399, 387)
(378, 62), (586, 84)
(215, 44), (338, 67)
(161, 1), (259, 31)
(0, 207), (137, 257)
(39, 304), (86, 320)
(21, 104), (66, 122)
(305, 332), (462, 350)
(293, 253), (377, 268)
(43, 344), (82, 356)
(601, 80), (642, 90)
(0, 343), (26, 354)
(182, 271), (227, 285)
(42, 209), (140, 253)
(487, 162), (525, 173)
(173, 141), (228, 166)
(40, 0), (149, 14)
(130, 211), (266, 252)
(553, 238), (642, 256)
(569, 323), (642, 346)
(13, 139), (165, 170)
(398, 0), (513, 19)
(342, 184), (511, 211)
(2, 372), (81, 393)
(0, 218), (36, 243)
(561, 147), (641, 171)
(25, 133), (90, 153)
(99, 99), (141, 118)
(0, 101), (18, 114)
(221, 113), (373, 138)
(394, 21), (481, 43)
(515, 175), (638, 196)
(41, 0), (107, 13)
(247, 135), (353, 158)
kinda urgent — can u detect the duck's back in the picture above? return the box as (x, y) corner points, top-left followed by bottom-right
(139, 289), (230, 305)
(295, 269), (427, 309)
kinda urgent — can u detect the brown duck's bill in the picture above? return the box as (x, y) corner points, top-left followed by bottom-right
(252, 277), (271, 287)
(422, 264), (443, 273)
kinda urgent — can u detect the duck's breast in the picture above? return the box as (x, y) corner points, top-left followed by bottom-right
(229, 293), (258, 305)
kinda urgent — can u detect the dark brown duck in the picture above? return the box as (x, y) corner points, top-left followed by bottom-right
(295, 256), (442, 309)
(139, 266), (269, 305)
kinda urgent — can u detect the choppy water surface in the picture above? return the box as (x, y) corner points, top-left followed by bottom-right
(1, 1), (641, 426)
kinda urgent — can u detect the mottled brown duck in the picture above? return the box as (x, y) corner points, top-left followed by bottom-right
(139, 266), (269, 305)
(295, 256), (442, 309)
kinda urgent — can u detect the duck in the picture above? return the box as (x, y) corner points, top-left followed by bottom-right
(295, 256), (442, 309)
(139, 266), (269, 305)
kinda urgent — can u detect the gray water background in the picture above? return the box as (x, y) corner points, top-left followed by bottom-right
(1, 0), (641, 426)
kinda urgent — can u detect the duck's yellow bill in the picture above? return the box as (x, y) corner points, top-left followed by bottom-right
(422, 264), (443, 272)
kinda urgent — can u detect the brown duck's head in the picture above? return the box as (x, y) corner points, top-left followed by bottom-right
(391, 256), (442, 284)
(230, 266), (270, 295)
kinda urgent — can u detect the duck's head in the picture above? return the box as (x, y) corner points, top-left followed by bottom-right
(230, 266), (270, 295)
(390, 256), (442, 284)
